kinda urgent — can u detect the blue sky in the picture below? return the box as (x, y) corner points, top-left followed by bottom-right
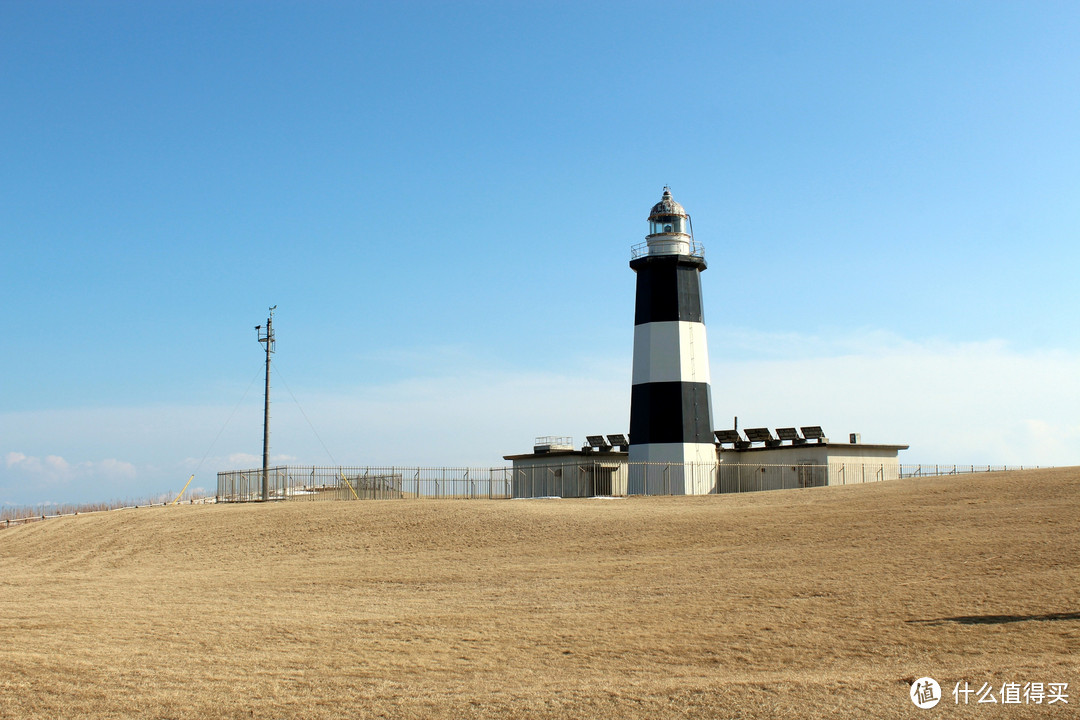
(2, 1), (1078, 505)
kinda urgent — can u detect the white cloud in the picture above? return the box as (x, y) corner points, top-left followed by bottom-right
(4, 452), (27, 467)
(709, 330), (1080, 464)
(225, 452), (259, 467)
(46, 455), (70, 474)
(95, 458), (137, 479)
(2, 452), (138, 495)
(5, 452), (69, 482)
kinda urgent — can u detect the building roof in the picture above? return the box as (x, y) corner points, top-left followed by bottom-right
(648, 187), (688, 220)
(506, 443), (908, 461)
(503, 449), (629, 461)
(719, 442), (909, 453)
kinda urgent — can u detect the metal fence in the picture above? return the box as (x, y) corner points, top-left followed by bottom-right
(217, 466), (513, 503)
(717, 462), (831, 493)
(511, 460), (630, 498)
(1, 497), (216, 529)
(218, 461), (918, 502)
(217, 462), (1049, 503)
(7, 463), (1041, 530)
(899, 464), (1041, 478)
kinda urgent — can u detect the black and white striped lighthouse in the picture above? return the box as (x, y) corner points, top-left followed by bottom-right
(628, 187), (716, 494)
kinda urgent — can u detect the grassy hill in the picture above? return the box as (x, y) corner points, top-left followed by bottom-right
(1, 468), (1077, 719)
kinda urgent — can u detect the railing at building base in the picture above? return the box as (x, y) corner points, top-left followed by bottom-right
(216, 466), (513, 503)
(899, 464), (1040, 478)
(217, 462), (1047, 503)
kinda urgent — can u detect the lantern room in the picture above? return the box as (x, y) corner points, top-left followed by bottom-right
(647, 186), (690, 237)
(638, 186), (698, 259)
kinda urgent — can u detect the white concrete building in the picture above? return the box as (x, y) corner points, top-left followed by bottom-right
(505, 437), (628, 498)
(505, 431), (908, 497)
(715, 429), (909, 493)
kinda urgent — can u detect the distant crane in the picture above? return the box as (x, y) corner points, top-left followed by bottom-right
(255, 305), (276, 502)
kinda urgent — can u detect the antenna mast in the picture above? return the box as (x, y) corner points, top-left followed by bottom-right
(256, 305), (276, 502)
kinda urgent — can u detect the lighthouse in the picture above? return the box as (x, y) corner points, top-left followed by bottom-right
(628, 187), (716, 494)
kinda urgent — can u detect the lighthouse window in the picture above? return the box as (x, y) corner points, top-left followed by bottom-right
(650, 217), (686, 235)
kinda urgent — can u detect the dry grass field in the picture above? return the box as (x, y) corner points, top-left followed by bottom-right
(1, 468), (1077, 719)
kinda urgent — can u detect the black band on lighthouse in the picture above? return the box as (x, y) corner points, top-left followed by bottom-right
(629, 381), (714, 445)
(632, 256), (705, 325)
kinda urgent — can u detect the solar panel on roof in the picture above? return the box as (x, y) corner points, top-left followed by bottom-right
(775, 427), (801, 442)
(606, 434), (629, 448)
(714, 429), (742, 443)
(744, 427), (774, 443)
(586, 435), (611, 449)
(800, 426), (824, 440)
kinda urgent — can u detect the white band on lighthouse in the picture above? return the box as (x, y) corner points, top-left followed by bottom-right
(631, 322), (711, 385)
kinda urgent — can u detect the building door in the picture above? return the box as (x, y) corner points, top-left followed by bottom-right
(797, 461), (823, 488)
(594, 467), (614, 496)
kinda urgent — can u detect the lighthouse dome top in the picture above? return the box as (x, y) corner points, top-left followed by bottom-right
(648, 187), (688, 220)
(632, 186), (703, 261)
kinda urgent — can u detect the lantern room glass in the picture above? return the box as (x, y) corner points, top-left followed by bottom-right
(649, 216), (687, 235)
